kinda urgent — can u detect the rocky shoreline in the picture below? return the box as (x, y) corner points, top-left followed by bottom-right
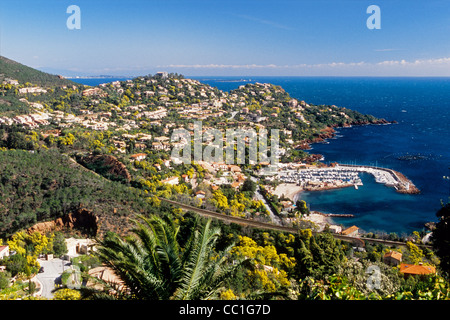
(295, 119), (396, 151)
(391, 170), (421, 194)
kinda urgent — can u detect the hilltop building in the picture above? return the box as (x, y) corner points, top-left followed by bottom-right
(156, 72), (168, 79)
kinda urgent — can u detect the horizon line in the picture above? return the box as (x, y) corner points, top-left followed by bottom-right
(65, 74), (450, 79)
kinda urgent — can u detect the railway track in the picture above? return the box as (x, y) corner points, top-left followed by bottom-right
(68, 156), (431, 249)
(158, 197), (432, 249)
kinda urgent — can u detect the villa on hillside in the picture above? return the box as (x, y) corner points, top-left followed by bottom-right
(195, 190), (206, 199)
(383, 251), (403, 266)
(341, 225), (359, 237)
(18, 87), (47, 94)
(130, 153), (147, 161)
(399, 263), (436, 277)
(82, 87), (108, 98)
(161, 176), (179, 186)
(0, 245), (9, 259)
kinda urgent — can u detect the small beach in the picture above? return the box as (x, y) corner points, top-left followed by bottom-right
(272, 183), (339, 231)
(302, 212), (337, 232)
(272, 183), (303, 202)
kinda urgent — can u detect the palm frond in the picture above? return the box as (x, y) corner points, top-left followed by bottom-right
(173, 219), (223, 300)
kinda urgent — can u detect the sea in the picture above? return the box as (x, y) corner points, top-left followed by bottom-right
(73, 76), (450, 235)
(70, 77), (131, 87)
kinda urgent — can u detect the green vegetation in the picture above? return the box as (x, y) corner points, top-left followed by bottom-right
(0, 96), (30, 116)
(432, 201), (450, 275)
(86, 215), (246, 300)
(0, 56), (75, 87)
(0, 58), (448, 301)
(51, 212), (447, 301)
(0, 149), (167, 237)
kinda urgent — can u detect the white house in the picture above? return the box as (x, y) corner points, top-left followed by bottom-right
(195, 190), (206, 199)
(0, 246), (9, 259)
(130, 153), (147, 161)
(18, 87), (47, 94)
(161, 176), (179, 185)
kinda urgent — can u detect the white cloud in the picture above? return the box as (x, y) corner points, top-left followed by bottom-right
(374, 48), (401, 52)
(154, 56), (450, 76)
(376, 57), (450, 67)
(162, 64), (280, 69)
(233, 14), (294, 31)
(162, 57), (450, 71)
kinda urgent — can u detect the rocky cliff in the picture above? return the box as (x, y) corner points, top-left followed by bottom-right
(27, 207), (99, 236)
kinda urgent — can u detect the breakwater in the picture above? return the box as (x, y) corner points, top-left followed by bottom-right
(338, 164), (420, 194)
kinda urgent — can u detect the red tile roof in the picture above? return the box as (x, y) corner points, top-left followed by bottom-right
(399, 263), (436, 275)
(341, 225), (359, 235)
(384, 251), (402, 261)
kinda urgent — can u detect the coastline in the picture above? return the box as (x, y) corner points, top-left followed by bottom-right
(272, 161), (420, 232)
(288, 121), (420, 194)
(294, 120), (396, 152)
(391, 169), (421, 194)
(272, 183), (339, 231)
(337, 164), (420, 194)
(272, 183), (303, 202)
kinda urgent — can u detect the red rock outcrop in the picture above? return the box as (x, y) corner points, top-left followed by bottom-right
(27, 207), (99, 236)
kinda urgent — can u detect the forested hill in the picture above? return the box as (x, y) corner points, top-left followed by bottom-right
(0, 56), (76, 87)
(0, 149), (166, 238)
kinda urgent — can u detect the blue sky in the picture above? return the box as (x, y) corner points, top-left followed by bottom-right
(1, 0), (450, 76)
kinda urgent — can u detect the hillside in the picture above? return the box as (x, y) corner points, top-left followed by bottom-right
(0, 59), (393, 238)
(0, 55), (76, 87)
(0, 149), (168, 238)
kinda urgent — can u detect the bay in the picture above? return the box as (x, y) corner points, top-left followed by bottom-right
(74, 76), (450, 234)
(198, 76), (450, 234)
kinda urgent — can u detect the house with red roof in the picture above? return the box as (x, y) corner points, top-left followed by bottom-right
(399, 263), (436, 276)
(0, 246), (9, 260)
(341, 225), (359, 237)
(383, 251), (403, 266)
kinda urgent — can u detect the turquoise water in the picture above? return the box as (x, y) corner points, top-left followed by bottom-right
(77, 76), (450, 234)
(197, 77), (450, 234)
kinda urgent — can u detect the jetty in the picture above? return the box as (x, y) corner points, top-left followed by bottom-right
(338, 164), (420, 194)
(317, 212), (355, 218)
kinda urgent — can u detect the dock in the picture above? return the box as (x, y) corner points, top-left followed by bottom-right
(277, 163), (420, 194)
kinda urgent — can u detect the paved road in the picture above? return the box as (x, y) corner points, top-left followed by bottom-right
(250, 176), (282, 226)
(36, 258), (70, 298)
(254, 188), (282, 225)
(227, 111), (238, 120)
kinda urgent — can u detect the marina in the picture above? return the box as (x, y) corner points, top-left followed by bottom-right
(277, 163), (419, 194)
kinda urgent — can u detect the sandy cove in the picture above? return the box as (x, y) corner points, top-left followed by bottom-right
(272, 183), (303, 202)
(272, 183), (339, 232)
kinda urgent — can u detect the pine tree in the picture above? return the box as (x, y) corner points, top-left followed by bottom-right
(432, 202), (450, 275)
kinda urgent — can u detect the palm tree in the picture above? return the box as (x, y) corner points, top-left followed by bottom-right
(84, 215), (243, 300)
